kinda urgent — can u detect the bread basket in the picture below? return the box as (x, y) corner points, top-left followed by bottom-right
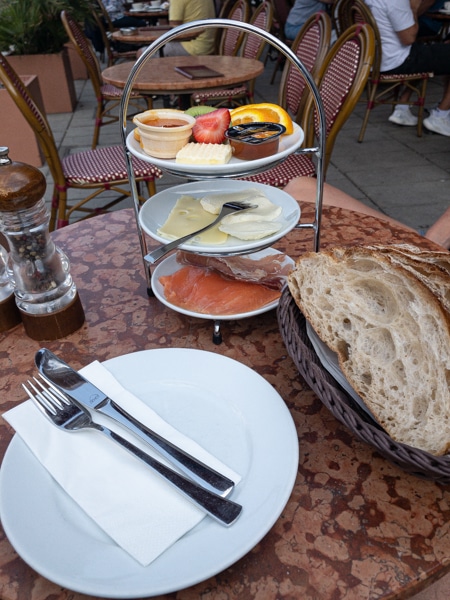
(277, 287), (450, 484)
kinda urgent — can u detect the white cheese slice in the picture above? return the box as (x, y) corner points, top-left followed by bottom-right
(200, 190), (282, 223)
(157, 195), (228, 244)
(219, 220), (282, 240)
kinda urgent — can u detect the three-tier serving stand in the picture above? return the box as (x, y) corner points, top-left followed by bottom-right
(119, 19), (326, 342)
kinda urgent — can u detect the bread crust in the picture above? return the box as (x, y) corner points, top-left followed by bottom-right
(288, 245), (450, 456)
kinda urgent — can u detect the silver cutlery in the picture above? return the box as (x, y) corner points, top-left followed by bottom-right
(144, 201), (257, 264)
(35, 348), (235, 496)
(23, 376), (243, 527)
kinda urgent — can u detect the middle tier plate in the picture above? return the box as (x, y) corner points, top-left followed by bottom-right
(126, 123), (304, 178)
(139, 180), (301, 255)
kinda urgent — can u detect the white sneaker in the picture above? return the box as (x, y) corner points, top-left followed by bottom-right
(388, 107), (418, 127)
(423, 110), (450, 137)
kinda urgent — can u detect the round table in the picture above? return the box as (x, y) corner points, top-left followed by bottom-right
(111, 25), (194, 45)
(101, 55), (265, 95)
(0, 205), (449, 600)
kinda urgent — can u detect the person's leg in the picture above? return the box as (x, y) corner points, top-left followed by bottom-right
(425, 207), (450, 249)
(283, 177), (415, 230)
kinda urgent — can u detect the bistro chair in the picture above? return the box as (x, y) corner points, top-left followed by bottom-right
(0, 53), (162, 230)
(90, 7), (138, 67)
(61, 10), (148, 149)
(240, 22), (375, 187)
(216, 0), (251, 57)
(339, 0), (433, 141)
(265, 0), (294, 84)
(279, 11), (332, 122)
(192, 0), (273, 107)
(331, 0), (351, 37)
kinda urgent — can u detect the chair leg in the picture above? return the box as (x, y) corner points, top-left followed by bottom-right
(145, 178), (157, 198)
(416, 78), (428, 137)
(358, 82), (378, 143)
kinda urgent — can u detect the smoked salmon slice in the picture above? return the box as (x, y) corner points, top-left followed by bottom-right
(159, 265), (281, 315)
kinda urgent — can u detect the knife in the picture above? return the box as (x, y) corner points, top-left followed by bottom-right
(35, 348), (235, 496)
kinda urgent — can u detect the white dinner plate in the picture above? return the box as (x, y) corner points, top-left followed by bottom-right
(306, 323), (377, 420)
(139, 179), (301, 254)
(126, 123), (304, 177)
(151, 248), (295, 320)
(0, 349), (299, 598)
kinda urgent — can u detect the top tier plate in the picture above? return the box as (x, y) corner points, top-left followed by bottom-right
(126, 123), (304, 178)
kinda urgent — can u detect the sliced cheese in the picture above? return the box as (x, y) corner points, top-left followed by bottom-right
(200, 189), (282, 225)
(157, 195), (228, 244)
(175, 143), (232, 165)
(219, 220), (282, 240)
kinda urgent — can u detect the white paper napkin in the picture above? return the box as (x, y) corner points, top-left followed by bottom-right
(3, 361), (241, 566)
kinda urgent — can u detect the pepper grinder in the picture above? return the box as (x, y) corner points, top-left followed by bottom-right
(0, 147), (85, 340)
(0, 241), (22, 332)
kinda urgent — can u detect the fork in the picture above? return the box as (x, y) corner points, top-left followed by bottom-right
(23, 376), (242, 527)
(144, 201), (257, 264)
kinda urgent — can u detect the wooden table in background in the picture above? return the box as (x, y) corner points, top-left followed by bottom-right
(0, 205), (449, 600)
(112, 25), (194, 45)
(101, 55), (264, 95)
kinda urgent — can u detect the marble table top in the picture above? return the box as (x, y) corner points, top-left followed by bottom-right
(0, 205), (448, 600)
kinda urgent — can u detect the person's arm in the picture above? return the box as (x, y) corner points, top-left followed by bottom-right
(425, 207), (450, 249)
(283, 177), (415, 231)
(395, 1), (420, 45)
(416, 0), (438, 15)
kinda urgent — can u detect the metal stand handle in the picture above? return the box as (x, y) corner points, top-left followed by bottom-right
(119, 18), (326, 291)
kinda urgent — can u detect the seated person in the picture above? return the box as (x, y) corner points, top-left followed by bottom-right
(365, 0), (450, 136)
(284, 177), (450, 249)
(138, 0), (216, 57)
(284, 0), (334, 41)
(85, 0), (146, 54)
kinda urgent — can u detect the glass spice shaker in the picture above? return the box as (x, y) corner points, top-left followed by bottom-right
(0, 147), (85, 340)
(0, 241), (22, 332)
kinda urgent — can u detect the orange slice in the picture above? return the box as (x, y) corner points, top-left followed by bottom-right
(229, 106), (272, 125)
(230, 103), (294, 135)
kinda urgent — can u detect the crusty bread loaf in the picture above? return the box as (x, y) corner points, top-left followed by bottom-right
(367, 244), (450, 314)
(288, 245), (450, 456)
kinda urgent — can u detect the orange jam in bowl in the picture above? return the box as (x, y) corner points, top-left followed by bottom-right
(133, 109), (196, 159)
(225, 122), (286, 160)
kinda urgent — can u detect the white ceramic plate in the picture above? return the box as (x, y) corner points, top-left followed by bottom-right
(306, 323), (377, 420)
(0, 349), (299, 599)
(151, 248), (294, 320)
(127, 123), (304, 177)
(139, 180), (301, 254)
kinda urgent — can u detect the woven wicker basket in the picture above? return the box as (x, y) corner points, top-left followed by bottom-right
(277, 287), (450, 484)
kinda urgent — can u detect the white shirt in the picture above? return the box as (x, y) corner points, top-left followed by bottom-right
(365, 0), (415, 71)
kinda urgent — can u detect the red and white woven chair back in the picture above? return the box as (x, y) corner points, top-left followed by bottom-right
(0, 53), (56, 155)
(282, 12), (331, 118)
(219, 0), (250, 56)
(62, 11), (103, 82)
(241, 1), (273, 60)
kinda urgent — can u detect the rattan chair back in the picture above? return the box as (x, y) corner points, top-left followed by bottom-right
(218, 0), (251, 56)
(279, 11), (331, 122)
(61, 10), (147, 149)
(0, 53), (160, 230)
(240, 22), (375, 187)
(90, 8), (137, 67)
(192, 1), (272, 107)
(304, 22), (375, 168)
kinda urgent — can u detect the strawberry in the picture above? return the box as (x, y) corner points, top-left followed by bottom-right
(192, 108), (231, 144)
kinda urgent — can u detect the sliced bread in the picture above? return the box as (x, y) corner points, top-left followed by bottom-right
(288, 245), (450, 456)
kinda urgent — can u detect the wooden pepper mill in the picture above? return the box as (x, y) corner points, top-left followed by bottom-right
(0, 147), (85, 340)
